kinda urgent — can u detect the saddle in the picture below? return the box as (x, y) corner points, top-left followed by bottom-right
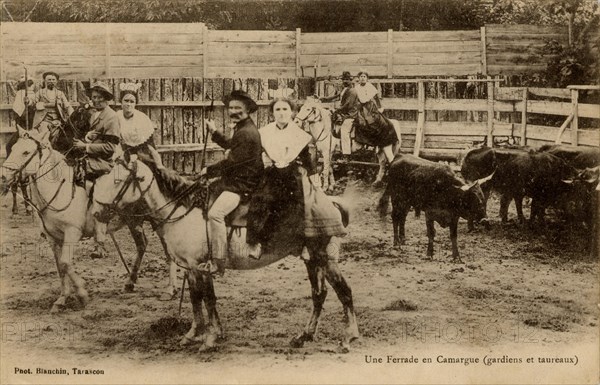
(226, 202), (249, 227)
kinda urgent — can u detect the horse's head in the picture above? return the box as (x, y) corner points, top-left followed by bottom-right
(49, 103), (94, 154)
(295, 98), (320, 125)
(91, 158), (154, 222)
(1, 126), (51, 194)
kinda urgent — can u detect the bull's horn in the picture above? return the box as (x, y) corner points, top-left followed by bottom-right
(476, 170), (495, 185)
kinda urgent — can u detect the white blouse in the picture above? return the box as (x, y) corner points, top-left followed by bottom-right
(355, 82), (379, 104)
(117, 110), (155, 147)
(259, 121), (312, 168)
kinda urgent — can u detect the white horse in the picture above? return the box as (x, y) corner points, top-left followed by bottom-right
(0, 128), (178, 312)
(91, 159), (359, 352)
(296, 97), (403, 188)
(295, 97), (337, 191)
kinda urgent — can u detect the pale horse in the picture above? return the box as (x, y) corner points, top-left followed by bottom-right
(295, 97), (337, 191)
(0, 128), (178, 313)
(91, 159), (360, 352)
(296, 97), (403, 188)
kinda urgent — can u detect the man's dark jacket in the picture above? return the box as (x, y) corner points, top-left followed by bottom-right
(206, 117), (264, 195)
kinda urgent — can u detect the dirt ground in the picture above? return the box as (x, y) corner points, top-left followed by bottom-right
(1, 178), (598, 384)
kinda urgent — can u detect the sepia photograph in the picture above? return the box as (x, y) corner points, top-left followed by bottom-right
(0, 0), (599, 384)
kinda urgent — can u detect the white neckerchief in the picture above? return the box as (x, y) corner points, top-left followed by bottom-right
(355, 82), (378, 103)
(259, 121), (312, 168)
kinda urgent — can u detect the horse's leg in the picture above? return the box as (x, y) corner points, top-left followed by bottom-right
(373, 149), (386, 187)
(197, 272), (222, 352)
(124, 220), (147, 292)
(11, 183), (18, 215)
(181, 269), (207, 346)
(323, 236), (359, 352)
(50, 240), (72, 313)
(290, 239), (328, 348)
(318, 141), (330, 191)
(20, 180), (31, 215)
(148, 217), (179, 300)
(61, 229), (89, 306)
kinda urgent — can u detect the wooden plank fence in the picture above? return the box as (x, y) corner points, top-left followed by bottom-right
(1, 23), (569, 81)
(316, 78), (599, 160)
(0, 76), (314, 172)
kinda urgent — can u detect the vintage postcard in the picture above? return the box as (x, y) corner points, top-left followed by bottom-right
(1, 0), (598, 384)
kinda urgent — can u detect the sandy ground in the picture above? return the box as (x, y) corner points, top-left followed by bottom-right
(1, 178), (598, 385)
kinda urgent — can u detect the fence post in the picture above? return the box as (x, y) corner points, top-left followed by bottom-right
(105, 24), (112, 78)
(486, 76), (494, 146)
(480, 26), (487, 76)
(570, 88), (579, 145)
(387, 29), (393, 79)
(413, 81), (425, 156)
(520, 87), (528, 145)
(202, 24), (208, 79)
(296, 28), (302, 78)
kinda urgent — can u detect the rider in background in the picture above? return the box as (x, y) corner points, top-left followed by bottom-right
(322, 71), (359, 156)
(34, 71), (74, 135)
(11, 77), (36, 130)
(116, 82), (164, 169)
(354, 71), (396, 163)
(73, 81), (121, 259)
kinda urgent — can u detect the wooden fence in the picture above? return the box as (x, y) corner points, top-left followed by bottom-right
(315, 78), (599, 160)
(0, 77), (314, 172)
(1, 22), (568, 80)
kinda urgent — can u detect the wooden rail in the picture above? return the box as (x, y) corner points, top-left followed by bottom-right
(1, 23), (569, 80)
(317, 78), (599, 159)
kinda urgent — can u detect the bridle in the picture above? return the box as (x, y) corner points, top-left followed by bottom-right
(3, 133), (76, 213)
(296, 105), (329, 143)
(92, 158), (156, 219)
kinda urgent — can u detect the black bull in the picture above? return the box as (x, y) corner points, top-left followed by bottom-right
(461, 145), (599, 229)
(378, 154), (493, 263)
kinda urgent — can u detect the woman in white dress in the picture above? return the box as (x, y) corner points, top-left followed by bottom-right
(246, 98), (346, 256)
(116, 82), (164, 169)
(354, 71), (397, 163)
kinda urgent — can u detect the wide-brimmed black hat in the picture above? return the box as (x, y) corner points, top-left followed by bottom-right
(223, 90), (258, 113)
(341, 71), (353, 81)
(42, 71), (60, 80)
(87, 81), (114, 100)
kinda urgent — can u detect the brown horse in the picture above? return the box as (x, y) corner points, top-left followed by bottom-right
(91, 159), (359, 352)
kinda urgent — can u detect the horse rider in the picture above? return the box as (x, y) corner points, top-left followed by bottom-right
(246, 97), (347, 259)
(34, 71), (74, 134)
(200, 90), (264, 276)
(321, 71), (359, 156)
(353, 70), (396, 163)
(72, 81), (121, 259)
(11, 77), (37, 130)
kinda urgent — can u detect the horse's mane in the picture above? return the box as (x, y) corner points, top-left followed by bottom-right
(149, 164), (200, 209)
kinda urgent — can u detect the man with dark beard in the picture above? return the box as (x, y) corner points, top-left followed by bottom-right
(200, 90), (264, 276)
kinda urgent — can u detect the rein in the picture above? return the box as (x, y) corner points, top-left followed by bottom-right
(298, 106), (329, 143)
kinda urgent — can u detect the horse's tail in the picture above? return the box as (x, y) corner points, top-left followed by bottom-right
(330, 196), (350, 228)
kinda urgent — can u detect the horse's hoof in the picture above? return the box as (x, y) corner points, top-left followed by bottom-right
(77, 290), (89, 307)
(289, 336), (305, 348)
(180, 335), (195, 346)
(198, 343), (217, 353)
(159, 290), (178, 301)
(123, 283), (135, 293)
(50, 304), (64, 313)
(337, 342), (350, 354)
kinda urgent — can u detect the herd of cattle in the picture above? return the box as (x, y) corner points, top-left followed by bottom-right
(378, 144), (600, 261)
